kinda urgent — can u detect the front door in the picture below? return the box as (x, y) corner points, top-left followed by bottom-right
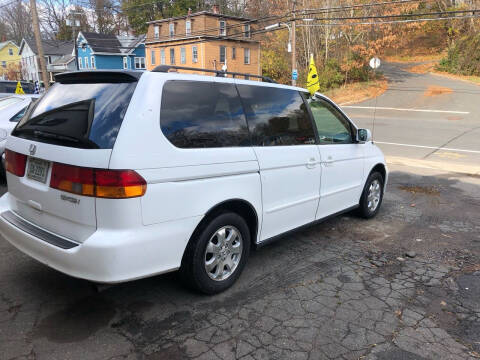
(305, 96), (365, 219)
(236, 83), (321, 241)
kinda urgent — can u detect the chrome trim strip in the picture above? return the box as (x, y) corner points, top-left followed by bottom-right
(1, 211), (79, 250)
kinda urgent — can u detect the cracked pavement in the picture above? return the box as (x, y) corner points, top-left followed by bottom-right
(1, 164), (479, 360)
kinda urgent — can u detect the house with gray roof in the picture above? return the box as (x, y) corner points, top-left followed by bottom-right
(18, 38), (74, 83)
(76, 32), (146, 70)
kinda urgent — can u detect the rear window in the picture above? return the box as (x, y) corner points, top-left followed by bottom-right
(12, 81), (137, 149)
(160, 80), (250, 148)
(0, 82), (34, 94)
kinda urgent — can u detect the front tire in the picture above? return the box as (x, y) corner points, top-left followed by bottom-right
(180, 212), (251, 294)
(358, 172), (384, 219)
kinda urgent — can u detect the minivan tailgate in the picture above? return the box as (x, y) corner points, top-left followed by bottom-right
(6, 137), (112, 242)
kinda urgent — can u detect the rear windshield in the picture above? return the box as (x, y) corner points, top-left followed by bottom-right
(0, 82), (34, 94)
(12, 81), (137, 149)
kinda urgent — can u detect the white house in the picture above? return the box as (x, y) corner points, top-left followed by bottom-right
(18, 38), (75, 84)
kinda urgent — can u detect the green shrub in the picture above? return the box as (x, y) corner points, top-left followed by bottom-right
(437, 34), (480, 76)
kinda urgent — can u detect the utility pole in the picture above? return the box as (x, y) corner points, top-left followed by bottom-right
(30, 0), (49, 90)
(67, 13), (82, 70)
(291, 0), (297, 86)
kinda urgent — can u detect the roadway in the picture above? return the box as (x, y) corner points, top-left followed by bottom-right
(341, 62), (480, 172)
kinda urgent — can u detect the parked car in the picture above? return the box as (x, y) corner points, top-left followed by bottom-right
(0, 81), (36, 98)
(0, 95), (39, 179)
(0, 69), (387, 294)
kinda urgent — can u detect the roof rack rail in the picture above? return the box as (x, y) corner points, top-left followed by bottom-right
(151, 65), (276, 83)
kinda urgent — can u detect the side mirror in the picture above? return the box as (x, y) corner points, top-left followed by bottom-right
(357, 128), (372, 143)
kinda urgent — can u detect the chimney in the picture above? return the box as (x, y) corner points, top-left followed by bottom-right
(212, 4), (220, 14)
(187, 8), (192, 16)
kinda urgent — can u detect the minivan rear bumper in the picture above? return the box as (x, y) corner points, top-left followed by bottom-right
(0, 193), (201, 283)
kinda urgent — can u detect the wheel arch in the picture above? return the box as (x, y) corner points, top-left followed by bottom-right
(181, 198), (259, 262)
(369, 163), (387, 182)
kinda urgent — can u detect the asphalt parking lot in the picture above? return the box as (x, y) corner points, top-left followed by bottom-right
(1, 163), (479, 360)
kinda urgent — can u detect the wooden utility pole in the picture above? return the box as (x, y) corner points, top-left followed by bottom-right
(291, 0), (297, 86)
(30, 0), (49, 90)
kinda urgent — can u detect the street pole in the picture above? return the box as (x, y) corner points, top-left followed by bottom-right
(291, 0), (297, 86)
(30, 0), (49, 90)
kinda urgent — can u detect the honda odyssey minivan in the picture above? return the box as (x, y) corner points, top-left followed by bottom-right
(0, 68), (387, 294)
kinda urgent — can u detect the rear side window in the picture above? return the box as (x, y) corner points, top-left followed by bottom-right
(0, 82), (17, 94)
(160, 80), (250, 148)
(13, 81), (137, 149)
(237, 85), (316, 146)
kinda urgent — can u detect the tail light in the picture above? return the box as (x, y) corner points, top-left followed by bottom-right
(5, 150), (27, 177)
(50, 163), (146, 199)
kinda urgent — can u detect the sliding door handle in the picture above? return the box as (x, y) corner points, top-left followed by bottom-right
(306, 158), (317, 169)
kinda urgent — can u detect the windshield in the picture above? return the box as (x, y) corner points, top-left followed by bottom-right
(13, 81), (137, 149)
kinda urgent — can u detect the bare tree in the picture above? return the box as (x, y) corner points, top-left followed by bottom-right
(0, 0), (33, 45)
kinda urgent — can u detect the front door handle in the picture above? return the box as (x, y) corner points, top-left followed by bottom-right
(306, 158), (317, 169)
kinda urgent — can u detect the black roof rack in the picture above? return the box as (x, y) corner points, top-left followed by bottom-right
(151, 65), (276, 83)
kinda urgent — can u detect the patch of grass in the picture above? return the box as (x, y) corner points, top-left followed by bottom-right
(324, 78), (388, 106)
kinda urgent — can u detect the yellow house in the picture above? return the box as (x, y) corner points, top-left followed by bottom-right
(0, 41), (21, 80)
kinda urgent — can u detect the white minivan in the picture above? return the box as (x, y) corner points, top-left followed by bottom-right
(0, 68), (387, 294)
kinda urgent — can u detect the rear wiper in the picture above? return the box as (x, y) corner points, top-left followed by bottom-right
(14, 128), (98, 149)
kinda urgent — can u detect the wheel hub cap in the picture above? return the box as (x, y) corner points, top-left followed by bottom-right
(367, 179), (381, 212)
(204, 226), (243, 281)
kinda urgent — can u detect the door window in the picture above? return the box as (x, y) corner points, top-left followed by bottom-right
(237, 85), (315, 146)
(160, 80), (250, 148)
(307, 96), (353, 144)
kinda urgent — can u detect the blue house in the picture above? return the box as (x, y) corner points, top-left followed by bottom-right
(76, 32), (146, 70)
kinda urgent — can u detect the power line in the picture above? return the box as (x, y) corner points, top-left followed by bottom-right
(297, 14), (480, 27)
(299, 0), (427, 16)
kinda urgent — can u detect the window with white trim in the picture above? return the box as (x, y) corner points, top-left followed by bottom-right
(219, 20), (226, 36)
(232, 47), (236, 60)
(192, 45), (198, 63)
(244, 48), (250, 64)
(186, 20), (191, 35)
(134, 57), (145, 69)
(123, 56), (128, 69)
(1, 61), (6, 68)
(219, 46), (226, 63)
(90, 56), (95, 69)
(151, 50), (156, 65)
(169, 23), (175, 37)
(154, 25), (160, 39)
(180, 47), (186, 64)
(8, 48), (13, 56)
(244, 24), (251, 38)
(161, 48), (166, 65)
(78, 57), (83, 69)
(84, 56), (89, 68)
(170, 48), (175, 65)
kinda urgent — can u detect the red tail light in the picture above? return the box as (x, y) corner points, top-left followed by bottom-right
(50, 163), (146, 199)
(5, 150), (27, 177)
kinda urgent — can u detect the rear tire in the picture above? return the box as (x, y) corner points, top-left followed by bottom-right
(357, 172), (384, 219)
(180, 212), (251, 294)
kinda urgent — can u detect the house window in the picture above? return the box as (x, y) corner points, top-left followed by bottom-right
(170, 48), (175, 65)
(161, 49), (166, 65)
(232, 47), (236, 60)
(219, 20), (226, 36)
(192, 45), (198, 63)
(78, 57), (83, 69)
(84, 56), (89, 68)
(180, 47), (186, 64)
(154, 25), (160, 39)
(186, 20), (191, 35)
(244, 24), (251, 38)
(123, 56), (128, 69)
(8, 48), (13, 56)
(169, 23), (175, 37)
(90, 56), (95, 69)
(134, 57), (145, 69)
(244, 48), (250, 64)
(1, 61), (6, 68)
(151, 50), (156, 65)
(219, 46), (226, 63)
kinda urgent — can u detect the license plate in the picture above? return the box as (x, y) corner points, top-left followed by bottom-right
(27, 158), (50, 183)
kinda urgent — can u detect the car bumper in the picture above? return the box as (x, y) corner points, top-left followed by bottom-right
(0, 193), (200, 283)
